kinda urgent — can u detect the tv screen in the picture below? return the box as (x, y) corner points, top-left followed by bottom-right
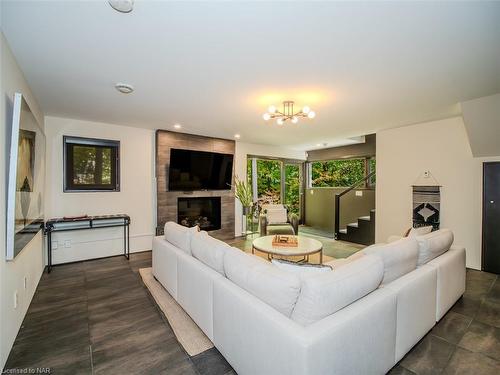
(168, 149), (233, 191)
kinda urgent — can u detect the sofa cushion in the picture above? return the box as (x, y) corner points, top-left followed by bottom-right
(224, 248), (301, 317)
(363, 238), (418, 285)
(408, 226), (433, 237)
(191, 231), (229, 275)
(324, 251), (365, 269)
(266, 209), (288, 224)
(271, 259), (332, 276)
(291, 255), (384, 326)
(164, 221), (199, 255)
(415, 229), (454, 266)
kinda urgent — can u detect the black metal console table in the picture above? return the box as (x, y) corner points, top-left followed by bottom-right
(45, 214), (130, 273)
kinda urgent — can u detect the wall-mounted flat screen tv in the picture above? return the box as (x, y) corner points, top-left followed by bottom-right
(168, 149), (233, 191)
(6, 93), (45, 260)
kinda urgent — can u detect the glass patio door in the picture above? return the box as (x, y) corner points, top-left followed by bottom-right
(255, 159), (282, 205)
(284, 163), (301, 217)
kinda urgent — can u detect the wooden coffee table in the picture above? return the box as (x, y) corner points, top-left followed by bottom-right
(252, 235), (323, 264)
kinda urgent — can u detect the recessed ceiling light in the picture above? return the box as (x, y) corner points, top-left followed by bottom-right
(173, 124), (182, 129)
(234, 134), (241, 139)
(109, 0), (134, 13)
(115, 83), (134, 94)
(316, 143), (321, 147)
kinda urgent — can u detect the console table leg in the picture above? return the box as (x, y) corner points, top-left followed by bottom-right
(124, 224), (130, 260)
(47, 230), (52, 273)
(127, 224), (130, 259)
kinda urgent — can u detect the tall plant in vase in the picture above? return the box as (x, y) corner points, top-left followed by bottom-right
(233, 176), (253, 234)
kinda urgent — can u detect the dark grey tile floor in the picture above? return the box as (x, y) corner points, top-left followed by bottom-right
(391, 268), (500, 375)
(5, 252), (233, 375)
(5, 251), (500, 375)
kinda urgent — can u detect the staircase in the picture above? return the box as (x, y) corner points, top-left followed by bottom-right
(337, 209), (375, 245)
(334, 170), (376, 246)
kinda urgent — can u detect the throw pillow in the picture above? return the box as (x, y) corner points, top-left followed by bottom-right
(271, 259), (332, 276)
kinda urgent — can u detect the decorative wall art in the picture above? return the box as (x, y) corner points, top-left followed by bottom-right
(6, 93), (46, 260)
(412, 185), (440, 230)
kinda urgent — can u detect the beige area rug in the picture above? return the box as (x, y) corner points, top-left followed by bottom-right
(139, 267), (214, 356)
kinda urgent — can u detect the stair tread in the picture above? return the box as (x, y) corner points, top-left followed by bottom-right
(339, 229), (347, 234)
(347, 222), (359, 228)
(359, 216), (371, 221)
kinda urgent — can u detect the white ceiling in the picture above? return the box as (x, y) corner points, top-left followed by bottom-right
(2, 1), (499, 150)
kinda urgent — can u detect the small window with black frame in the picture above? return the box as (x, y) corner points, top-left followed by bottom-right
(63, 136), (120, 192)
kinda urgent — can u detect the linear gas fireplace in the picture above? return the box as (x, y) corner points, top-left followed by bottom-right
(177, 197), (221, 231)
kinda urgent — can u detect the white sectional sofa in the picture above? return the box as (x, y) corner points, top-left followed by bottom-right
(152, 222), (466, 375)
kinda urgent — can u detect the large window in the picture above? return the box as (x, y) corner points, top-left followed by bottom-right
(310, 159), (365, 187)
(247, 157), (303, 216)
(369, 157), (376, 186)
(284, 164), (300, 215)
(64, 136), (120, 192)
(255, 159), (282, 205)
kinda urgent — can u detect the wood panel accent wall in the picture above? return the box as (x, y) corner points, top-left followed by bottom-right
(155, 130), (235, 239)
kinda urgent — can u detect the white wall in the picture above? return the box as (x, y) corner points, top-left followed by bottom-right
(461, 93), (500, 157)
(376, 116), (499, 270)
(0, 33), (46, 369)
(44, 116), (155, 264)
(233, 141), (305, 235)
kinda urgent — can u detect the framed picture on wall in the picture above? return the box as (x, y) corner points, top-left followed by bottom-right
(6, 93), (46, 260)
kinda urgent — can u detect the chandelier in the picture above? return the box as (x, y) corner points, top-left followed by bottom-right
(262, 101), (315, 125)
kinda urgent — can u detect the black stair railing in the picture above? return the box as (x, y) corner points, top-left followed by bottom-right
(334, 171), (376, 239)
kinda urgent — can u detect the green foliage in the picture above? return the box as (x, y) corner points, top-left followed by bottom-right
(72, 145), (111, 185)
(233, 176), (253, 207)
(246, 158), (301, 215)
(257, 159), (281, 203)
(284, 164), (300, 215)
(369, 158), (376, 185)
(311, 159), (365, 187)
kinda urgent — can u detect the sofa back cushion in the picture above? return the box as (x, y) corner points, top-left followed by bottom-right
(164, 221), (199, 255)
(408, 225), (433, 237)
(224, 247), (301, 317)
(324, 251), (365, 269)
(291, 255), (383, 326)
(191, 231), (230, 275)
(415, 229), (454, 266)
(363, 238), (418, 285)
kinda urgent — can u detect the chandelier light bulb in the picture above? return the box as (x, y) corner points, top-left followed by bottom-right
(262, 101), (316, 125)
(268, 105), (277, 113)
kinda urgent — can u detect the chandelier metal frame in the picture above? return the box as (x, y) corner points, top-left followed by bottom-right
(263, 101), (315, 125)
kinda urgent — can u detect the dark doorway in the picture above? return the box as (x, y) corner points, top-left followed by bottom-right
(482, 162), (500, 274)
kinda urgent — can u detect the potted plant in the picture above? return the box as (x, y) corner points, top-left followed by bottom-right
(234, 177), (253, 214)
(233, 177), (254, 234)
